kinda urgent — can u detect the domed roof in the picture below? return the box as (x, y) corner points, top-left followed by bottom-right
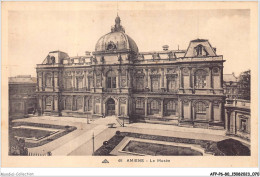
(95, 16), (139, 54)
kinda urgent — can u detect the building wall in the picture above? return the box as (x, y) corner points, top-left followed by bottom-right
(9, 83), (37, 119)
(225, 99), (250, 140)
(36, 52), (225, 129)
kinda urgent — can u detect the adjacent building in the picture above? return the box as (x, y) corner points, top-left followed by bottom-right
(225, 99), (250, 140)
(9, 75), (37, 119)
(36, 15), (226, 129)
(223, 73), (239, 100)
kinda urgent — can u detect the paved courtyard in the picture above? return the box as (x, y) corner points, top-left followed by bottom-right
(12, 116), (249, 156)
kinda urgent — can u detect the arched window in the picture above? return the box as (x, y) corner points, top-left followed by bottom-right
(107, 71), (116, 88)
(195, 101), (207, 120)
(195, 70), (207, 88)
(150, 100), (159, 115)
(135, 98), (144, 115)
(136, 76), (144, 91)
(45, 73), (53, 87)
(45, 96), (52, 110)
(196, 101), (206, 114)
(166, 100), (176, 116)
(76, 97), (83, 111)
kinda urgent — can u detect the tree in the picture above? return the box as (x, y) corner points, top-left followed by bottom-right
(238, 69), (250, 100)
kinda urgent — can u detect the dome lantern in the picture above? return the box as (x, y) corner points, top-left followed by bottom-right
(94, 15), (139, 55)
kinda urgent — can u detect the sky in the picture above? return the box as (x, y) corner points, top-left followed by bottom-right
(8, 7), (250, 77)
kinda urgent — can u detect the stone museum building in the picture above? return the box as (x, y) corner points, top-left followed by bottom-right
(36, 15), (226, 129)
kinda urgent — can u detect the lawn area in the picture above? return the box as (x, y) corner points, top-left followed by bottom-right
(94, 131), (250, 156)
(12, 127), (56, 140)
(9, 122), (77, 149)
(123, 140), (203, 156)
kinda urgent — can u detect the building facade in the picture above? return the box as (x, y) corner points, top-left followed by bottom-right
(9, 75), (37, 119)
(36, 16), (226, 128)
(223, 73), (239, 100)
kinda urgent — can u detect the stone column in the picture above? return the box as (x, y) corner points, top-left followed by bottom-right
(209, 67), (213, 89)
(41, 72), (44, 91)
(83, 96), (86, 112)
(220, 66), (223, 88)
(52, 71), (55, 91)
(179, 100), (183, 120)
(145, 69), (149, 88)
(161, 99), (164, 117)
(179, 68), (183, 88)
(126, 98), (129, 116)
(190, 101), (194, 121)
(226, 110), (231, 132)
(145, 98), (148, 117)
(70, 73), (73, 91)
(36, 72), (39, 91)
(41, 96), (45, 114)
(148, 70), (151, 90)
(161, 68), (164, 88)
(116, 99), (120, 116)
(52, 95), (55, 111)
(126, 69), (129, 88)
(189, 67), (193, 89)
(92, 97), (95, 114)
(83, 71), (86, 89)
(117, 69), (121, 89)
(100, 96), (103, 115)
(54, 96), (58, 111)
(71, 96), (74, 111)
(209, 101), (213, 121)
(219, 101), (223, 122)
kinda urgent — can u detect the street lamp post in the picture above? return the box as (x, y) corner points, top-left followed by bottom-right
(92, 132), (95, 156)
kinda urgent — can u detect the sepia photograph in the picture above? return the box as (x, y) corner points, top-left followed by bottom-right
(1, 1), (258, 170)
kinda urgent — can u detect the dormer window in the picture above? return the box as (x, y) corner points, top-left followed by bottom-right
(194, 44), (209, 56)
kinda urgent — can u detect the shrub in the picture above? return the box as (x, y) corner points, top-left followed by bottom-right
(116, 131), (121, 135)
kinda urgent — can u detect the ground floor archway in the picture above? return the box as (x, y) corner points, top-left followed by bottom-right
(106, 98), (116, 116)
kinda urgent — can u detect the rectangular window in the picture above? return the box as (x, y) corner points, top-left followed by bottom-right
(76, 77), (83, 90)
(88, 77), (93, 91)
(151, 78), (159, 91)
(65, 77), (72, 90)
(136, 99), (144, 109)
(151, 101), (159, 110)
(167, 79), (177, 91)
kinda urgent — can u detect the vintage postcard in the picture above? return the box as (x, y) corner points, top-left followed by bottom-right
(1, 1), (258, 168)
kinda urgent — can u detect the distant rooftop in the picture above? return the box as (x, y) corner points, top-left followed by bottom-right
(9, 75), (37, 84)
(224, 73), (238, 82)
